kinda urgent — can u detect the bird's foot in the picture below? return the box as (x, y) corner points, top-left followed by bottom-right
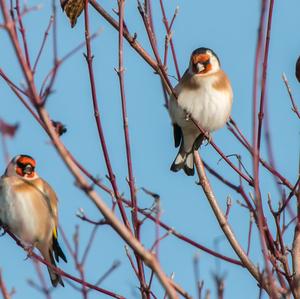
(0, 224), (8, 236)
(24, 246), (35, 260)
(17, 242), (35, 259)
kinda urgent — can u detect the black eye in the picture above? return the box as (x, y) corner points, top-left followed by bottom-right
(203, 59), (210, 66)
(17, 161), (24, 168)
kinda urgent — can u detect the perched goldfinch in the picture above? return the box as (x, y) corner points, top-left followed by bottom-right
(169, 47), (233, 175)
(0, 155), (67, 287)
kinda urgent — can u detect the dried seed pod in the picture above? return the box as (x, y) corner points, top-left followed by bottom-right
(296, 56), (300, 83)
(61, 0), (84, 28)
(51, 120), (67, 136)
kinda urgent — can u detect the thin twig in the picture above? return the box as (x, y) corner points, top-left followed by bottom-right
(0, 270), (11, 299)
(33, 16), (53, 74)
(282, 73), (300, 119)
(193, 151), (276, 296)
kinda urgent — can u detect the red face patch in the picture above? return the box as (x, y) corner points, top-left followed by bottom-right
(191, 53), (211, 74)
(17, 156), (36, 168)
(192, 53), (210, 65)
(16, 166), (24, 177)
(16, 156), (36, 177)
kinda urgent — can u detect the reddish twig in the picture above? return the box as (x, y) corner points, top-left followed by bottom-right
(83, 0), (130, 230)
(193, 254), (204, 299)
(282, 73), (300, 119)
(91, 261), (121, 290)
(193, 151), (275, 296)
(115, 2), (148, 296)
(15, 0), (31, 69)
(192, 119), (254, 186)
(278, 176), (300, 214)
(4, 228), (124, 299)
(228, 118), (294, 191)
(246, 213), (254, 256)
(33, 16), (53, 74)
(30, 261), (52, 299)
(88, 0), (296, 197)
(267, 196), (294, 295)
(72, 160), (244, 266)
(159, 0), (180, 80)
(251, 1), (278, 296)
(257, 0), (274, 151)
(0, 270), (11, 299)
(39, 28), (101, 99)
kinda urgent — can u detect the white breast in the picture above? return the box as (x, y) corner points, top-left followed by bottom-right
(0, 177), (52, 245)
(169, 75), (232, 132)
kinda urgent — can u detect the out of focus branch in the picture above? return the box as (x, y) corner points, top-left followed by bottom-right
(292, 182), (300, 297)
(3, 228), (124, 299)
(0, 270), (11, 299)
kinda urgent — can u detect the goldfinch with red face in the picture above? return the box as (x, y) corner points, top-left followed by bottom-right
(0, 155), (67, 287)
(169, 47), (233, 175)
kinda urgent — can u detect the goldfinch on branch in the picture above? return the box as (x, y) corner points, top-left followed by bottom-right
(0, 155), (67, 287)
(169, 47), (233, 176)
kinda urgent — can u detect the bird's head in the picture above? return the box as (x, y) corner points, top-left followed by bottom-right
(5, 155), (38, 179)
(189, 47), (220, 76)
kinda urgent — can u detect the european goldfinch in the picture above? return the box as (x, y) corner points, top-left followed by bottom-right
(169, 47), (233, 176)
(0, 155), (67, 287)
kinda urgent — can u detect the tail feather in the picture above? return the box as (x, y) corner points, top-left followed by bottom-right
(170, 147), (186, 172)
(170, 147), (194, 176)
(48, 250), (64, 287)
(183, 152), (194, 176)
(170, 133), (205, 176)
(53, 236), (67, 263)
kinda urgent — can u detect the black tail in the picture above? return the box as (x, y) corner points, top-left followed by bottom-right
(53, 236), (67, 263)
(170, 146), (194, 176)
(48, 250), (64, 287)
(170, 134), (205, 176)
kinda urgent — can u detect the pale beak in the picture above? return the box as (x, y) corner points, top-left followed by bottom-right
(23, 164), (34, 175)
(196, 62), (205, 73)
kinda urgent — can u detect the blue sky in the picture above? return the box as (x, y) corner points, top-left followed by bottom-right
(1, 0), (300, 298)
